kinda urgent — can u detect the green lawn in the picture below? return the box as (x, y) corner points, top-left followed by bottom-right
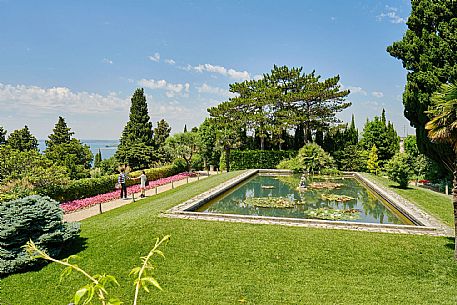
(2, 171), (457, 304)
(364, 173), (454, 227)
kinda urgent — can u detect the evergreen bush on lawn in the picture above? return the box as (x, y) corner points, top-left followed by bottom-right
(220, 150), (297, 170)
(0, 195), (80, 276)
(385, 153), (413, 188)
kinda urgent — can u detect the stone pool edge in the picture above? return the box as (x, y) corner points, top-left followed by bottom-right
(162, 170), (453, 237)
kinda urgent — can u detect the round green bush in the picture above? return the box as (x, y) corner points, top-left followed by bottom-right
(386, 153), (413, 188)
(0, 195), (80, 276)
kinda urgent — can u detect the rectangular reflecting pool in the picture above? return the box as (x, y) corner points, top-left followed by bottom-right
(195, 174), (412, 225)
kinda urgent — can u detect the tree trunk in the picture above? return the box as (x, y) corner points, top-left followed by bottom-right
(225, 146), (230, 172)
(453, 163), (457, 259)
(260, 137), (265, 150)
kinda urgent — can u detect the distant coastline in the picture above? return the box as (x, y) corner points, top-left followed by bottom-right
(38, 139), (119, 160)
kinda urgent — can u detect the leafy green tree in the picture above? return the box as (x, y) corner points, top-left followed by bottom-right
(44, 117), (93, 179)
(198, 118), (220, 169)
(154, 119), (171, 147)
(425, 82), (457, 258)
(165, 132), (200, 171)
(387, 0), (457, 169)
(334, 145), (368, 172)
(116, 88), (155, 169)
(154, 119), (172, 163)
(0, 145), (69, 197)
(94, 149), (102, 168)
(7, 126), (38, 151)
(0, 126), (6, 145)
(208, 100), (243, 171)
(386, 153), (413, 188)
(367, 145), (379, 174)
(359, 110), (399, 162)
(99, 156), (119, 175)
(403, 135), (427, 180)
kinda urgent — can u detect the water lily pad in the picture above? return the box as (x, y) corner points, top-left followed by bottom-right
(245, 197), (302, 208)
(304, 207), (361, 220)
(308, 182), (343, 190)
(321, 194), (355, 202)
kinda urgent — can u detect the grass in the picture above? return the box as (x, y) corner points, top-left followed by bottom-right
(364, 173), (454, 227)
(2, 171), (457, 304)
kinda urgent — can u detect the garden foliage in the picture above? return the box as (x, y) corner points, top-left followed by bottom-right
(0, 195), (80, 276)
(277, 143), (333, 173)
(220, 150), (297, 170)
(388, 0), (457, 169)
(48, 163), (185, 203)
(385, 153), (413, 189)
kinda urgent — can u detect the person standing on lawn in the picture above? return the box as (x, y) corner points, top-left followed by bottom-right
(118, 168), (128, 199)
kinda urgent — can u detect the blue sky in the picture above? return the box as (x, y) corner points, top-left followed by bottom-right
(0, 0), (413, 139)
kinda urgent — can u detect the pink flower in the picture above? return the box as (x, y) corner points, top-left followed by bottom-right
(60, 172), (195, 213)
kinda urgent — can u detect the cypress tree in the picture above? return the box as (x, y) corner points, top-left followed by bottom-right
(94, 149), (102, 168)
(387, 0), (457, 169)
(306, 128), (313, 144)
(294, 123), (305, 149)
(0, 126), (6, 145)
(183, 124), (187, 133)
(115, 88), (155, 169)
(315, 129), (324, 147)
(344, 114), (358, 145)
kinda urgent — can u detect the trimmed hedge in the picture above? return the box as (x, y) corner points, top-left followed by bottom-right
(48, 163), (185, 203)
(220, 150), (297, 170)
(0, 195), (80, 276)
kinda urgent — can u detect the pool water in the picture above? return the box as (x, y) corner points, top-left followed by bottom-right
(196, 174), (409, 224)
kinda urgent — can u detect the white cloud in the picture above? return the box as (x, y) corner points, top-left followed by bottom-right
(187, 63), (250, 80)
(372, 91), (384, 98)
(0, 83), (129, 115)
(102, 58), (113, 64)
(148, 52), (160, 62)
(164, 59), (176, 65)
(377, 6), (406, 24)
(196, 83), (236, 97)
(346, 86), (367, 96)
(138, 79), (190, 97)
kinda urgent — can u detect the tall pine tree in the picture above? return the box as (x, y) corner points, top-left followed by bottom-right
(7, 126), (38, 151)
(44, 117), (93, 179)
(46, 116), (73, 147)
(115, 88), (155, 169)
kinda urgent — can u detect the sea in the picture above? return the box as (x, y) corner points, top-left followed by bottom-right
(38, 139), (118, 160)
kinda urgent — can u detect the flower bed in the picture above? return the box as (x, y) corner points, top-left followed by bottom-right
(60, 172), (195, 213)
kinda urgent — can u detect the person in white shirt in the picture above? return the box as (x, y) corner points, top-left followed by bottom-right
(139, 171), (147, 198)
